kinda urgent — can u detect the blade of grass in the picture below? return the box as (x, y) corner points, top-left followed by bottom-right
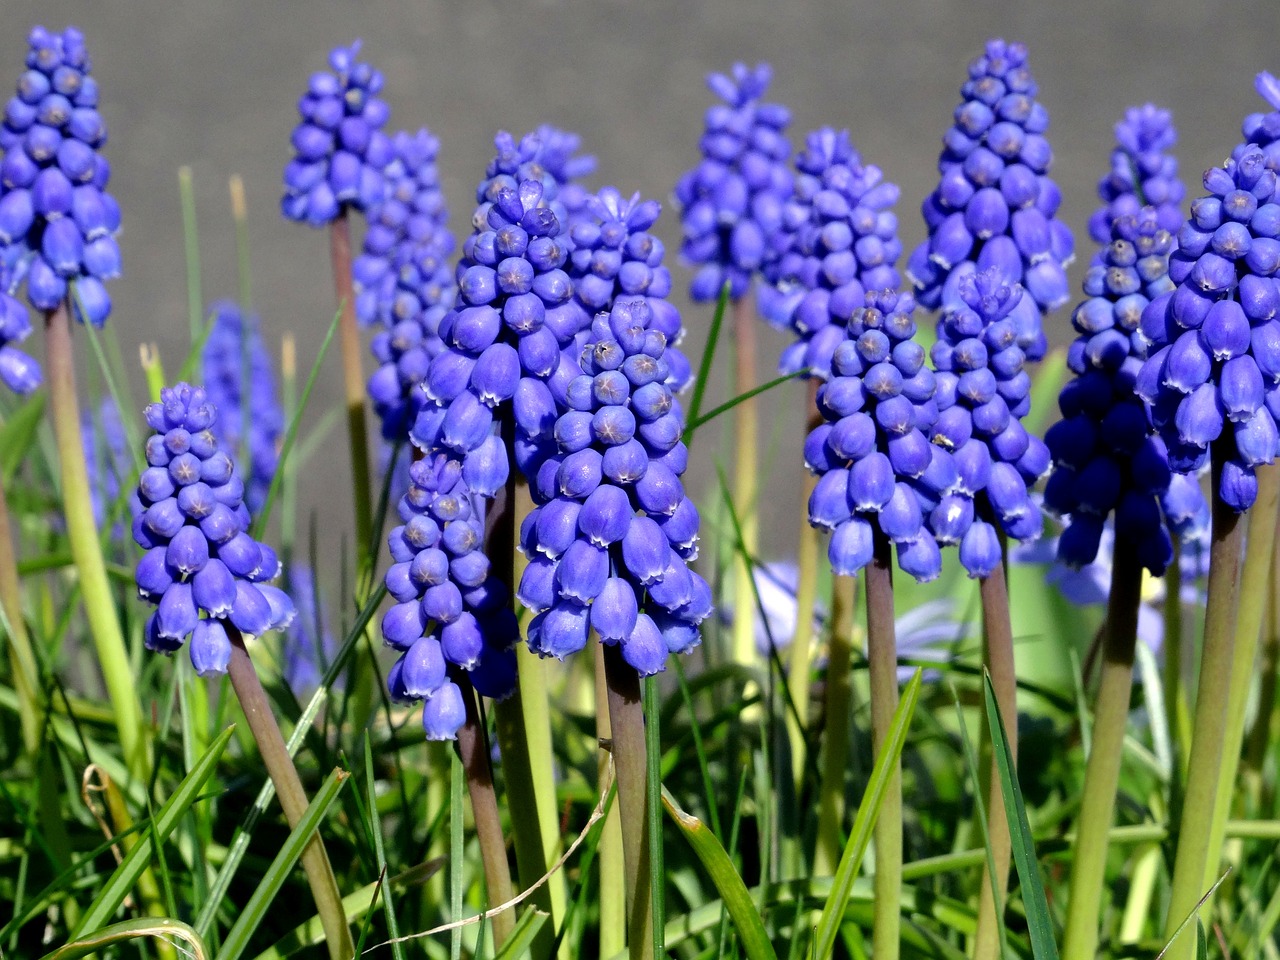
(811, 671), (922, 960)
(450, 746), (464, 960)
(662, 786), (778, 960)
(78, 306), (143, 474)
(0, 393), (46, 483)
(253, 304), (342, 538)
(687, 369), (808, 435)
(493, 910), (551, 960)
(40, 918), (210, 960)
(983, 671), (1059, 960)
(364, 730), (405, 960)
(71, 725), (235, 938)
(215, 768), (350, 960)
(683, 280), (731, 445)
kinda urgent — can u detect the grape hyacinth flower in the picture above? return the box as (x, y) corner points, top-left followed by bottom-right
(382, 453), (518, 740)
(0, 274), (39, 393)
(676, 62), (792, 303)
(1136, 145), (1280, 510)
(1088, 105), (1185, 248)
(82, 396), (138, 532)
(1046, 211), (1180, 574)
(516, 297), (711, 675)
(283, 564), (336, 693)
(761, 127), (902, 379)
(0, 25), (121, 325)
(477, 127), (596, 232)
(908, 39), (1073, 361)
(805, 288), (946, 582)
(280, 41), (391, 226)
(568, 187), (690, 389)
(930, 267), (1049, 577)
(411, 178), (589, 492)
(1237, 72), (1280, 171)
(201, 302), (283, 514)
(133, 383), (295, 675)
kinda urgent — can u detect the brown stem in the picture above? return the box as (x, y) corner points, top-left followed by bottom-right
(866, 529), (901, 960)
(225, 624), (353, 960)
(603, 642), (654, 960)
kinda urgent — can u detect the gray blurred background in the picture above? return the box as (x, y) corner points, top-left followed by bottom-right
(8, 0), (1280, 572)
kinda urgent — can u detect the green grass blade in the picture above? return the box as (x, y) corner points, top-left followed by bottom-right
(812, 670), (923, 960)
(493, 910), (551, 960)
(1, 393), (46, 483)
(683, 280), (731, 445)
(662, 786), (778, 960)
(688, 369), (808, 435)
(253, 305), (342, 538)
(364, 730), (405, 960)
(449, 747), (464, 960)
(644, 675), (667, 959)
(1156, 872), (1231, 960)
(71, 725), (235, 937)
(983, 672), (1059, 960)
(40, 918), (210, 960)
(176, 309), (219, 384)
(215, 768), (349, 960)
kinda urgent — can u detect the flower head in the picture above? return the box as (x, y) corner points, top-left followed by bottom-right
(907, 39), (1073, 361)
(133, 383), (294, 676)
(82, 396), (138, 534)
(675, 62), (793, 302)
(1088, 105), (1185, 249)
(0, 25), (120, 323)
(0, 271), (39, 392)
(761, 127), (902, 379)
(930, 267), (1049, 576)
(283, 564), (336, 693)
(281, 41), (392, 226)
(805, 288), (947, 582)
(1237, 72), (1280, 172)
(201, 302), (283, 514)
(382, 453), (518, 740)
(516, 297), (710, 675)
(1045, 211), (1182, 574)
(1136, 146), (1280, 510)
(477, 127), (596, 231)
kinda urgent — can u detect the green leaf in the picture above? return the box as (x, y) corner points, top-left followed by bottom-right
(40, 918), (210, 960)
(644, 676), (667, 959)
(688, 368), (808, 433)
(0, 392), (46, 483)
(683, 280), (731, 445)
(215, 768), (350, 960)
(493, 909), (551, 960)
(983, 672), (1060, 960)
(71, 725), (236, 938)
(811, 670), (923, 960)
(662, 786), (778, 960)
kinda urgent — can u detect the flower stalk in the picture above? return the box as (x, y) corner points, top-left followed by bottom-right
(224, 623), (354, 960)
(45, 300), (148, 780)
(866, 529), (901, 960)
(814, 574), (857, 874)
(1061, 536), (1144, 960)
(731, 295), (760, 668)
(595, 640), (626, 959)
(0, 470), (41, 753)
(786, 391), (822, 788)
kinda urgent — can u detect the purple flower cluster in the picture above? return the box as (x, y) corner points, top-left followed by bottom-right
(676, 62), (793, 302)
(133, 383), (295, 676)
(761, 127), (902, 379)
(1088, 105), (1185, 249)
(1237, 73), (1280, 172)
(930, 268), (1049, 576)
(1045, 211), (1180, 573)
(0, 25), (120, 325)
(283, 564), (336, 694)
(907, 39), (1073, 361)
(356, 130), (457, 440)
(569, 187), (690, 390)
(516, 298), (710, 675)
(383, 453), (518, 740)
(477, 127), (596, 231)
(0, 274), (38, 393)
(201, 302), (283, 514)
(281, 41), (391, 226)
(804, 288), (946, 582)
(411, 179), (589, 497)
(1136, 146), (1280, 510)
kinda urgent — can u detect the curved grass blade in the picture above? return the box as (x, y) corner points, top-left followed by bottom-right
(40, 918), (210, 960)
(688, 369), (808, 435)
(983, 671), (1059, 960)
(812, 670), (923, 960)
(71, 725), (235, 938)
(683, 280), (731, 445)
(493, 910), (551, 960)
(215, 768), (350, 960)
(662, 786), (778, 960)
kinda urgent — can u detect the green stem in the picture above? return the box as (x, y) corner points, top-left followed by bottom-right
(0, 471), (41, 753)
(603, 642), (654, 960)
(595, 641), (626, 958)
(329, 211), (373, 581)
(178, 166), (203, 347)
(44, 300), (148, 782)
(730, 296), (759, 667)
(452, 669), (516, 946)
(1164, 538), (1191, 779)
(1203, 463), (1280, 893)
(1061, 537), (1143, 960)
(139, 343), (165, 403)
(224, 624), (353, 960)
(786, 392), (822, 791)
(1162, 445), (1245, 959)
(973, 520), (1017, 960)
(814, 575), (857, 875)
(866, 530), (901, 960)
(1243, 516), (1280, 792)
